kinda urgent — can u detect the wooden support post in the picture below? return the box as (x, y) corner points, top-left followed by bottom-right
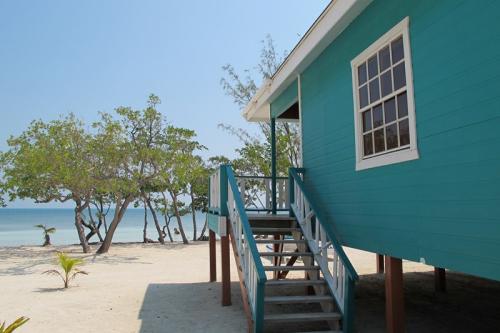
(434, 267), (446, 293)
(221, 232), (231, 306)
(209, 230), (216, 282)
(385, 256), (405, 333)
(273, 234), (280, 279)
(271, 117), (277, 215)
(377, 254), (385, 274)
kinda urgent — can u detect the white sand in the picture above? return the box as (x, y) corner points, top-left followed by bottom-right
(2, 243), (498, 333)
(0, 242), (246, 333)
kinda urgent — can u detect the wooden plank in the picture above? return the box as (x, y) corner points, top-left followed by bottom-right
(265, 312), (341, 323)
(255, 239), (307, 244)
(266, 279), (326, 287)
(259, 252), (313, 257)
(434, 267), (446, 293)
(209, 230), (216, 282)
(385, 256), (405, 333)
(265, 295), (333, 304)
(221, 232), (231, 306)
(264, 265), (320, 271)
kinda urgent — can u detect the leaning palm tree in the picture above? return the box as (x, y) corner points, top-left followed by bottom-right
(43, 252), (88, 288)
(34, 224), (56, 246)
(0, 317), (29, 333)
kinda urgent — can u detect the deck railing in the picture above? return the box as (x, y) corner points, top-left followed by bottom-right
(289, 168), (358, 332)
(209, 166), (267, 332)
(235, 175), (289, 212)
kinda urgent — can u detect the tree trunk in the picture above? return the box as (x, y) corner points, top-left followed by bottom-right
(75, 202), (91, 253)
(197, 214), (208, 241)
(84, 205), (104, 242)
(190, 187), (197, 241)
(43, 234), (51, 246)
(160, 192), (174, 242)
(169, 191), (188, 244)
(143, 200), (149, 243)
(96, 196), (133, 254)
(145, 195), (165, 244)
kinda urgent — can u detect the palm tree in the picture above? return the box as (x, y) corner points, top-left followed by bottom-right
(0, 317), (29, 333)
(34, 224), (56, 246)
(43, 252), (88, 288)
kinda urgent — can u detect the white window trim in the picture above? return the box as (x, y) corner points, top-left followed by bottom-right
(351, 17), (418, 171)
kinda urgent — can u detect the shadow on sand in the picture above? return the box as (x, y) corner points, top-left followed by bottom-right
(355, 270), (500, 333)
(138, 282), (246, 333)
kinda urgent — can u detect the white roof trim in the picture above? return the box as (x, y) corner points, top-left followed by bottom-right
(242, 0), (373, 122)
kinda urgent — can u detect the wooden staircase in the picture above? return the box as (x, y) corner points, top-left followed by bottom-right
(248, 215), (343, 333)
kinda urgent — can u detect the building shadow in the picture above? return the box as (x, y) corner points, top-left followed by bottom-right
(138, 281), (247, 333)
(355, 270), (500, 333)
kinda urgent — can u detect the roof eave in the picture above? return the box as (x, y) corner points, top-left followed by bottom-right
(243, 0), (373, 122)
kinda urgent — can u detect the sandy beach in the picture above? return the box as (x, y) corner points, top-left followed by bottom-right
(1, 243), (499, 333)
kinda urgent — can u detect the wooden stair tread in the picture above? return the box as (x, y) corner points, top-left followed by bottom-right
(264, 312), (341, 322)
(255, 239), (306, 244)
(252, 227), (301, 234)
(296, 331), (342, 333)
(259, 252), (313, 257)
(265, 295), (333, 304)
(247, 214), (296, 221)
(264, 265), (320, 271)
(266, 279), (326, 287)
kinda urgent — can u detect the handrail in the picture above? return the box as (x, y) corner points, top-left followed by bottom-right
(235, 175), (288, 180)
(290, 168), (358, 280)
(225, 166), (267, 332)
(289, 167), (358, 332)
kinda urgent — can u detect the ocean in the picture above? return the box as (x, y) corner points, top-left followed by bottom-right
(0, 208), (206, 247)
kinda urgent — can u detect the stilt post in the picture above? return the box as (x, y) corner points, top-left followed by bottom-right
(434, 267), (446, 293)
(209, 230), (216, 282)
(221, 224), (231, 306)
(377, 254), (385, 273)
(385, 256), (405, 333)
(271, 117), (277, 215)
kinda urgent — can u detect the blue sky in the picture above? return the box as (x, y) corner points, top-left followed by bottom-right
(0, 0), (329, 208)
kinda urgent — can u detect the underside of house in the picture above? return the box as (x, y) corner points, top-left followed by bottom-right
(208, 0), (500, 332)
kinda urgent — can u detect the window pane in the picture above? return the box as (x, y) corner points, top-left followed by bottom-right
(368, 55), (378, 79)
(358, 63), (367, 86)
(393, 62), (406, 90)
(362, 110), (372, 132)
(374, 129), (385, 153)
(359, 85), (369, 108)
(380, 71), (393, 97)
(369, 78), (380, 103)
(379, 46), (391, 72)
(399, 119), (410, 146)
(391, 37), (404, 64)
(397, 92), (408, 118)
(384, 97), (396, 123)
(363, 133), (374, 156)
(386, 123), (398, 150)
(373, 104), (383, 128)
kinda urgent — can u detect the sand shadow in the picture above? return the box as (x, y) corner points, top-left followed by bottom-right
(33, 287), (66, 293)
(138, 282), (247, 333)
(355, 270), (500, 333)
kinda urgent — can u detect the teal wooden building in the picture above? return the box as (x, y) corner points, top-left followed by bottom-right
(208, 1), (500, 332)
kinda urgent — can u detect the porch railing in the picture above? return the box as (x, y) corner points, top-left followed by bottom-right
(235, 175), (289, 213)
(209, 166), (267, 332)
(289, 168), (358, 332)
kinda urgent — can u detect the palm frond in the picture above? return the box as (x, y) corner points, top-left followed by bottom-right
(34, 224), (45, 229)
(1, 317), (29, 333)
(46, 228), (56, 234)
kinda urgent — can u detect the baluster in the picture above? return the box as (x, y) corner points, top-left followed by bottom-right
(321, 225), (327, 269)
(333, 252), (339, 290)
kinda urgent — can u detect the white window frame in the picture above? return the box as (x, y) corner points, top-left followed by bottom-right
(351, 17), (418, 171)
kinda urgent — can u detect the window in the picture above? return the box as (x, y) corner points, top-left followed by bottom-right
(351, 17), (418, 171)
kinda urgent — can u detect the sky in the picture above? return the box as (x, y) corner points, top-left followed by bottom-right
(0, 0), (330, 208)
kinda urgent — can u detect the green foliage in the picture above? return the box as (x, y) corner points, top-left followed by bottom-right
(0, 317), (29, 333)
(220, 35), (300, 176)
(43, 252), (88, 288)
(34, 224), (56, 235)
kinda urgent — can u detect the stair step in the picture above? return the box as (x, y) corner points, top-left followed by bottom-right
(264, 265), (320, 272)
(265, 295), (333, 304)
(265, 312), (341, 323)
(266, 279), (326, 287)
(252, 227), (301, 234)
(259, 252), (313, 257)
(255, 239), (306, 244)
(297, 331), (342, 333)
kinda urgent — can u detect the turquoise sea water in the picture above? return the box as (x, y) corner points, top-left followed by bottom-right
(0, 208), (206, 246)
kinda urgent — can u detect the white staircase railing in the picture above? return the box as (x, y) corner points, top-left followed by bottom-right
(289, 168), (358, 333)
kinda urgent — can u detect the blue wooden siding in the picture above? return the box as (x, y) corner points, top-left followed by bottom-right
(287, 0), (500, 280)
(271, 79), (298, 118)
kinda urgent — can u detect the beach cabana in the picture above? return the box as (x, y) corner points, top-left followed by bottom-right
(208, 1), (500, 332)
